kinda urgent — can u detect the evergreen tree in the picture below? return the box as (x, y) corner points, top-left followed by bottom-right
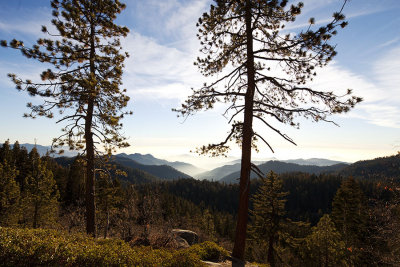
(96, 171), (123, 238)
(12, 143), (30, 190)
(1, 0), (131, 237)
(174, 0), (360, 259)
(248, 171), (301, 266)
(65, 156), (86, 206)
(302, 214), (346, 267)
(0, 141), (13, 165)
(0, 161), (21, 226)
(331, 177), (367, 264)
(21, 148), (59, 228)
(201, 209), (216, 240)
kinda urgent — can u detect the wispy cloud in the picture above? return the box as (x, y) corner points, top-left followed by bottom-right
(308, 46), (400, 128)
(121, 31), (203, 102)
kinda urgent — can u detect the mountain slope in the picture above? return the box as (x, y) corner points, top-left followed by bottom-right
(196, 163), (241, 181)
(113, 155), (192, 180)
(340, 154), (400, 179)
(220, 161), (348, 183)
(117, 153), (204, 176)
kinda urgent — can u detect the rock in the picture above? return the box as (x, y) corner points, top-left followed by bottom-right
(172, 229), (199, 246)
(202, 261), (222, 266)
(174, 236), (190, 249)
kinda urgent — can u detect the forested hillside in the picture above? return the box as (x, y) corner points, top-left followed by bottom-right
(1, 140), (400, 265)
(340, 154), (400, 179)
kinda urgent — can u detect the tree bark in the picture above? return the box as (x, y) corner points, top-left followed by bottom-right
(85, 18), (96, 237)
(232, 0), (255, 260)
(33, 201), (38, 229)
(268, 235), (275, 267)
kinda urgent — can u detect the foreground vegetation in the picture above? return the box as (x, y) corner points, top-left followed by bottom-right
(0, 227), (228, 267)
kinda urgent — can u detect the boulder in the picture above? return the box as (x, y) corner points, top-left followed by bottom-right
(172, 229), (199, 246)
(174, 236), (190, 249)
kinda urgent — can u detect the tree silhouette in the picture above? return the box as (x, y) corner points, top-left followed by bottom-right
(1, 0), (130, 237)
(174, 0), (361, 259)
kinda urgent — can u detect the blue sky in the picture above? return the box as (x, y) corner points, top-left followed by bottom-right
(0, 0), (399, 168)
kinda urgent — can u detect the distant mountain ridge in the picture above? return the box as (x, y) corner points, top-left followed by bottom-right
(112, 155), (192, 180)
(281, 158), (347, 166)
(117, 153), (204, 176)
(196, 158), (348, 181)
(196, 163), (241, 181)
(54, 155), (192, 182)
(219, 161), (348, 183)
(196, 159), (272, 180)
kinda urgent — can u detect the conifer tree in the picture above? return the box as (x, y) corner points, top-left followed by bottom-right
(1, 0), (130, 236)
(331, 177), (367, 264)
(0, 161), (21, 226)
(21, 148), (59, 228)
(174, 0), (360, 259)
(96, 171), (122, 238)
(65, 156), (86, 206)
(302, 214), (346, 267)
(248, 171), (298, 266)
(0, 141), (13, 165)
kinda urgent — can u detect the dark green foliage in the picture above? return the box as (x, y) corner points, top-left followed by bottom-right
(331, 177), (368, 264)
(341, 154), (400, 179)
(281, 173), (343, 224)
(64, 157), (86, 206)
(0, 161), (20, 226)
(96, 172), (123, 238)
(301, 214), (346, 267)
(247, 172), (308, 266)
(21, 148), (59, 228)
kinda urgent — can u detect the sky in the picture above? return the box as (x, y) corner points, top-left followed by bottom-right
(0, 0), (399, 169)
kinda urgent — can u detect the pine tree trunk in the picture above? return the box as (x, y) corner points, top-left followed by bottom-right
(268, 236), (275, 267)
(85, 19), (96, 238)
(232, 0), (255, 260)
(104, 199), (109, 239)
(33, 201), (38, 228)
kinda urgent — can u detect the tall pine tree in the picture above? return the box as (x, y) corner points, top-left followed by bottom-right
(248, 171), (303, 266)
(1, 0), (131, 237)
(174, 0), (360, 259)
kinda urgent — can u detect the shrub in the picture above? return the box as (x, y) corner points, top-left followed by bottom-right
(0, 227), (229, 266)
(187, 241), (229, 262)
